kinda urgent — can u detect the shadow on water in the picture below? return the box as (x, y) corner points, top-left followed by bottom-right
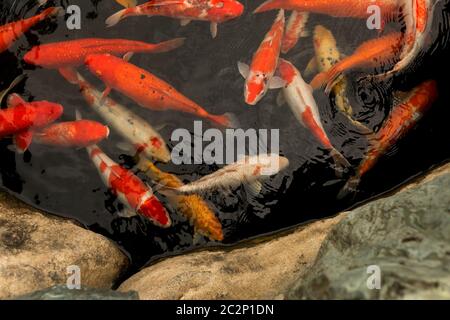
(0, 0), (449, 277)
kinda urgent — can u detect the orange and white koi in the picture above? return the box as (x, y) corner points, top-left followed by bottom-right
(167, 154), (289, 196)
(106, 0), (245, 38)
(34, 120), (110, 148)
(238, 10), (285, 106)
(310, 25), (372, 134)
(138, 159), (224, 241)
(86, 143), (172, 227)
(0, 7), (62, 54)
(24, 37), (185, 69)
(60, 68), (171, 162)
(277, 59), (351, 175)
(1, 94), (63, 153)
(281, 11), (309, 54)
(338, 80), (438, 198)
(310, 32), (404, 93)
(375, 0), (439, 79)
(254, 0), (399, 22)
(85, 53), (237, 128)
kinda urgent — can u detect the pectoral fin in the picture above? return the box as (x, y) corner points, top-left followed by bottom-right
(237, 62), (250, 79)
(268, 76), (286, 89)
(117, 208), (138, 218)
(304, 57), (318, 78)
(210, 22), (218, 38)
(7, 93), (26, 108)
(276, 91), (286, 106)
(13, 130), (33, 153)
(244, 180), (263, 198)
(180, 19), (191, 26)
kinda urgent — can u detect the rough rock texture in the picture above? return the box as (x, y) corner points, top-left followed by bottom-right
(0, 192), (129, 299)
(15, 285), (139, 300)
(118, 215), (344, 300)
(288, 163), (450, 300)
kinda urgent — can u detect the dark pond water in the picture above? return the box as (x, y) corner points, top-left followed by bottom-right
(1, 0), (449, 277)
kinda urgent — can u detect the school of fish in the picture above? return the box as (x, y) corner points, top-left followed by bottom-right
(0, 0), (440, 241)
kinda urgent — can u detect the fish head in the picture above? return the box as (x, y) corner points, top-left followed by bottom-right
(207, 0), (244, 22)
(32, 102), (64, 127)
(244, 71), (268, 105)
(277, 58), (298, 86)
(78, 120), (110, 145)
(142, 137), (171, 163)
(139, 195), (172, 228)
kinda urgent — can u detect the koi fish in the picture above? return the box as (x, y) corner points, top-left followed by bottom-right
(85, 53), (237, 128)
(374, 0), (438, 79)
(138, 159), (224, 241)
(277, 59), (351, 175)
(24, 37), (185, 69)
(338, 80), (438, 198)
(165, 154), (289, 196)
(59, 68), (171, 162)
(311, 25), (372, 134)
(281, 11), (309, 54)
(106, 0), (245, 38)
(238, 10), (285, 106)
(1, 94), (63, 152)
(310, 32), (404, 93)
(0, 7), (62, 54)
(115, 0), (137, 8)
(254, 0), (399, 22)
(86, 143), (172, 227)
(33, 120), (110, 148)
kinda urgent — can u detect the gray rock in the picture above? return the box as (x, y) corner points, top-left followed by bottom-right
(118, 215), (344, 300)
(0, 192), (129, 299)
(14, 285), (139, 300)
(288, 163), (450, 300)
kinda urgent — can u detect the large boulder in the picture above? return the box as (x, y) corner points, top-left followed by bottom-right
(287, 163), (450, 299)
(0, 192), (129, 299)
(118, 215), (344, 300)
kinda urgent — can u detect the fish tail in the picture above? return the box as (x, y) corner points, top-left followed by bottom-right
(337, 175), (361, 200)
(150, 37), (186, 53)
(106, 8), (130, 27)
(330, 148), (351, 178)
(310, 66), (342, 94)
(207, 112), (240, 128)
(254, 0), (285, 14)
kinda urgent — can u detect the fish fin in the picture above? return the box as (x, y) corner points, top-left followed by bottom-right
(7, 93), (26, 108)
(237, 62), (250, 79)
(207, 112), (240, 128)
(276, 91), (286, 107)
(337, 176), (361, 200)
(180, 19), (191, 26)
(300, 29), (310, 38)
(13, 131), (33, 154)
(116, 141), (135, 153)
(304, 57), (318, 78)
(58, 67), (80, 85)
(101, 87), (112, 102)
(122, 52), (134, 62)
(330, 148), (351, 178)
(268, 76), (286, 89)
(210, 22), (218, 38)
(37, 0), (48, 6)
(75, 109), (83, 121)
(151, 37), (185, 53)
(117, 208), (138, 218)
(106, 8), (128, 27)
(244, 180), (263, 198)
(253, 0), (282, 13)
(0, 74), (26, 105)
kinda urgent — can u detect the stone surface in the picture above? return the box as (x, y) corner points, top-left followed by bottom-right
(287, 163), (450, 300)
(118, 215), (344, 300)
(0, 192), (129, 299)
(15, 285), (139, 300)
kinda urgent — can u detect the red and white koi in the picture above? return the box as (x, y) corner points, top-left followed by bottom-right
(238, 10), (285, 106)
(106, 0), (245, 38)
(34, 120), (110, 148)
(86, 144), (172, 227)
(281, 11), (309, 54)
(0, 7), (62, 54)
(277, 59), (351, 174)
(24, 37), (185, 69)
(167, 154), (289, 196)
(0, 94), (63, 152)
(60, 68), (171, 162)
(85, 53), (237, 128)
(338, 80), (438, 198)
